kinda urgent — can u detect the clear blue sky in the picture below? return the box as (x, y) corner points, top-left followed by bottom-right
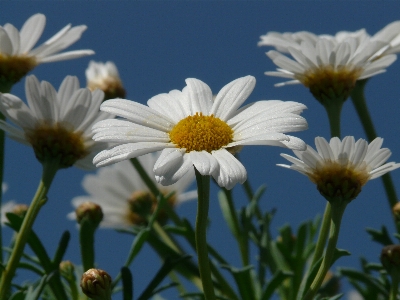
(2, 2), (400, 299)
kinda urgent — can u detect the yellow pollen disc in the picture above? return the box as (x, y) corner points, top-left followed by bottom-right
(306, 160), (370, 202)
(25, 122), (88, 168)
(296, 66), (363, 103)
(169, 112), (233, 153)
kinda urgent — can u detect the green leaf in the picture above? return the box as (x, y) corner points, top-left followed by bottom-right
(25, 272), (56, 300)
(18, 262), (44, 276)
(338, 268), (388, 296)
(218, 190), (240, 238)
(331, 248), (351, 265)
(137, 255), (191, 300)
(366, 226), (393, 246)
(261, 270), (293, 300)
(320, 294), (343, 300)
(52, 231), (70, 266)
(121, 267), (133, 300)
(221, 265), (257, 300)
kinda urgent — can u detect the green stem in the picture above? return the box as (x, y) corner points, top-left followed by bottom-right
(0, 84), (12, 266)
(222, 188), (249, 266)
(79, 221), (96, 272)
(351, 80), (399, 225)
(390, 274), (399, 300)
(323, 101), (343, 138)
(0, 161), (58, 299)
(195, 169), (215, 300)
(310, 203), (332, 269)
(303, 202), (347, 300)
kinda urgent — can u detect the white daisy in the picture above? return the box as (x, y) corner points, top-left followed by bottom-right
(69, 152), (197, 228)
(92, 75), (308, 190)
(264, 35), (396, 103)
(0, 13), (94, 87)
(278, 136), (400, 202)
(86, 61), (126, 101)
(0, 75), (114, 169)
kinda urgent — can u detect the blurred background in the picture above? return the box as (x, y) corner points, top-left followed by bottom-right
(2, 2), (400, 299)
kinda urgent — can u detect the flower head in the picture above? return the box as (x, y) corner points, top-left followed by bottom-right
(278, 136), (400, 203)
(86, 61), (126, 101)
(69, 152), (197, 228)
(92, 76), (308, 189)
(0, 13), (94, 88)
(264, 36), (396, 104)
(0, 75), (114, 169)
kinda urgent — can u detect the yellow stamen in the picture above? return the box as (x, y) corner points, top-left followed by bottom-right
(169, 112), (233, 153)
(25, 122), (88, 168)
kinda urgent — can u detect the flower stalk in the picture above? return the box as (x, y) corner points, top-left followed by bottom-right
(0, 160), (59, 299)
(351, 79), (399, 227)
(303, 201), (347, 300)
(195, 169), (215, 300)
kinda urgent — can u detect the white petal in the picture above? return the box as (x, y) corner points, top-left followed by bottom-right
(211, 76), (255, 121)
(211, 149), (247, 190)
(19, 13), (46, 53)
(155, 153), (193, 186)
(100, 99), (174, 132)
(0, 93), (35, 128)
(3, 24), (20, 54)
(185, 78), (213, 115)
(0, 28), (13, 55)
(93, 142), (172, 167)
(315, 137), (334, 160)
(189, 151), (219, 175)
(38, 50), (94, 63)
(147, 92), (186, 123)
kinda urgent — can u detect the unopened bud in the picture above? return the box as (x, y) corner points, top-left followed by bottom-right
(81, 268), (112, 300)
(59, 260), (75, 281)
(381, 245), (400, 276)
(75, 202), (103, 227)
(393, 202), (400, 222)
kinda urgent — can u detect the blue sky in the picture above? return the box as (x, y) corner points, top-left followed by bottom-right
(2, 2), (400, 299)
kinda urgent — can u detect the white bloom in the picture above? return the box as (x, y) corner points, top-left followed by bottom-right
(278, 136), (400, 201)
(370, 21), (400, 56)
(69, 152), (197, 228)
(0, 75), (114, 169)
(0, 13), (93, 64)
(92, 75), (308, 189)
(86, 61), (126, 100)
(265, 36), (396, 88)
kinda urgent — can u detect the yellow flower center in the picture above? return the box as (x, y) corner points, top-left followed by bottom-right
(25, 122), (88, 168)
(169, 112), (233, 153)
(0, 54), (37, 89)
(306, 160), (370, 202)
(126, 191), (176, 226)
(296, 66), (363, 104)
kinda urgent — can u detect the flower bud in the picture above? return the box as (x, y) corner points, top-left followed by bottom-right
(75, 202), (103, 227)
(80, 268), (112, 300)
(393, 202), (400, 222)
(59, 260), (75, 281)
(381, 245), (400, 276)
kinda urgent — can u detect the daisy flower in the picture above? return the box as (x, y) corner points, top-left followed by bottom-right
(0, 13), (94, 88)
(92, 75), (308, 190)
(264, 36), (396, 103)
(278, 136), (400, 202)
(0, 75), (114, 169)
(86, 61), (126, 101)
(69, 152), (197, 228)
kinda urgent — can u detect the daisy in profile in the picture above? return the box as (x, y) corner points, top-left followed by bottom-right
(69, 152), (197, 228)
(278, 136), (400, 202)
(264, 36), (396, 104)
(92, 75), (308, 190)
(86, 61), (126, 101)
(0, 13), (94, 89)
(0, 75), (113, 169)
